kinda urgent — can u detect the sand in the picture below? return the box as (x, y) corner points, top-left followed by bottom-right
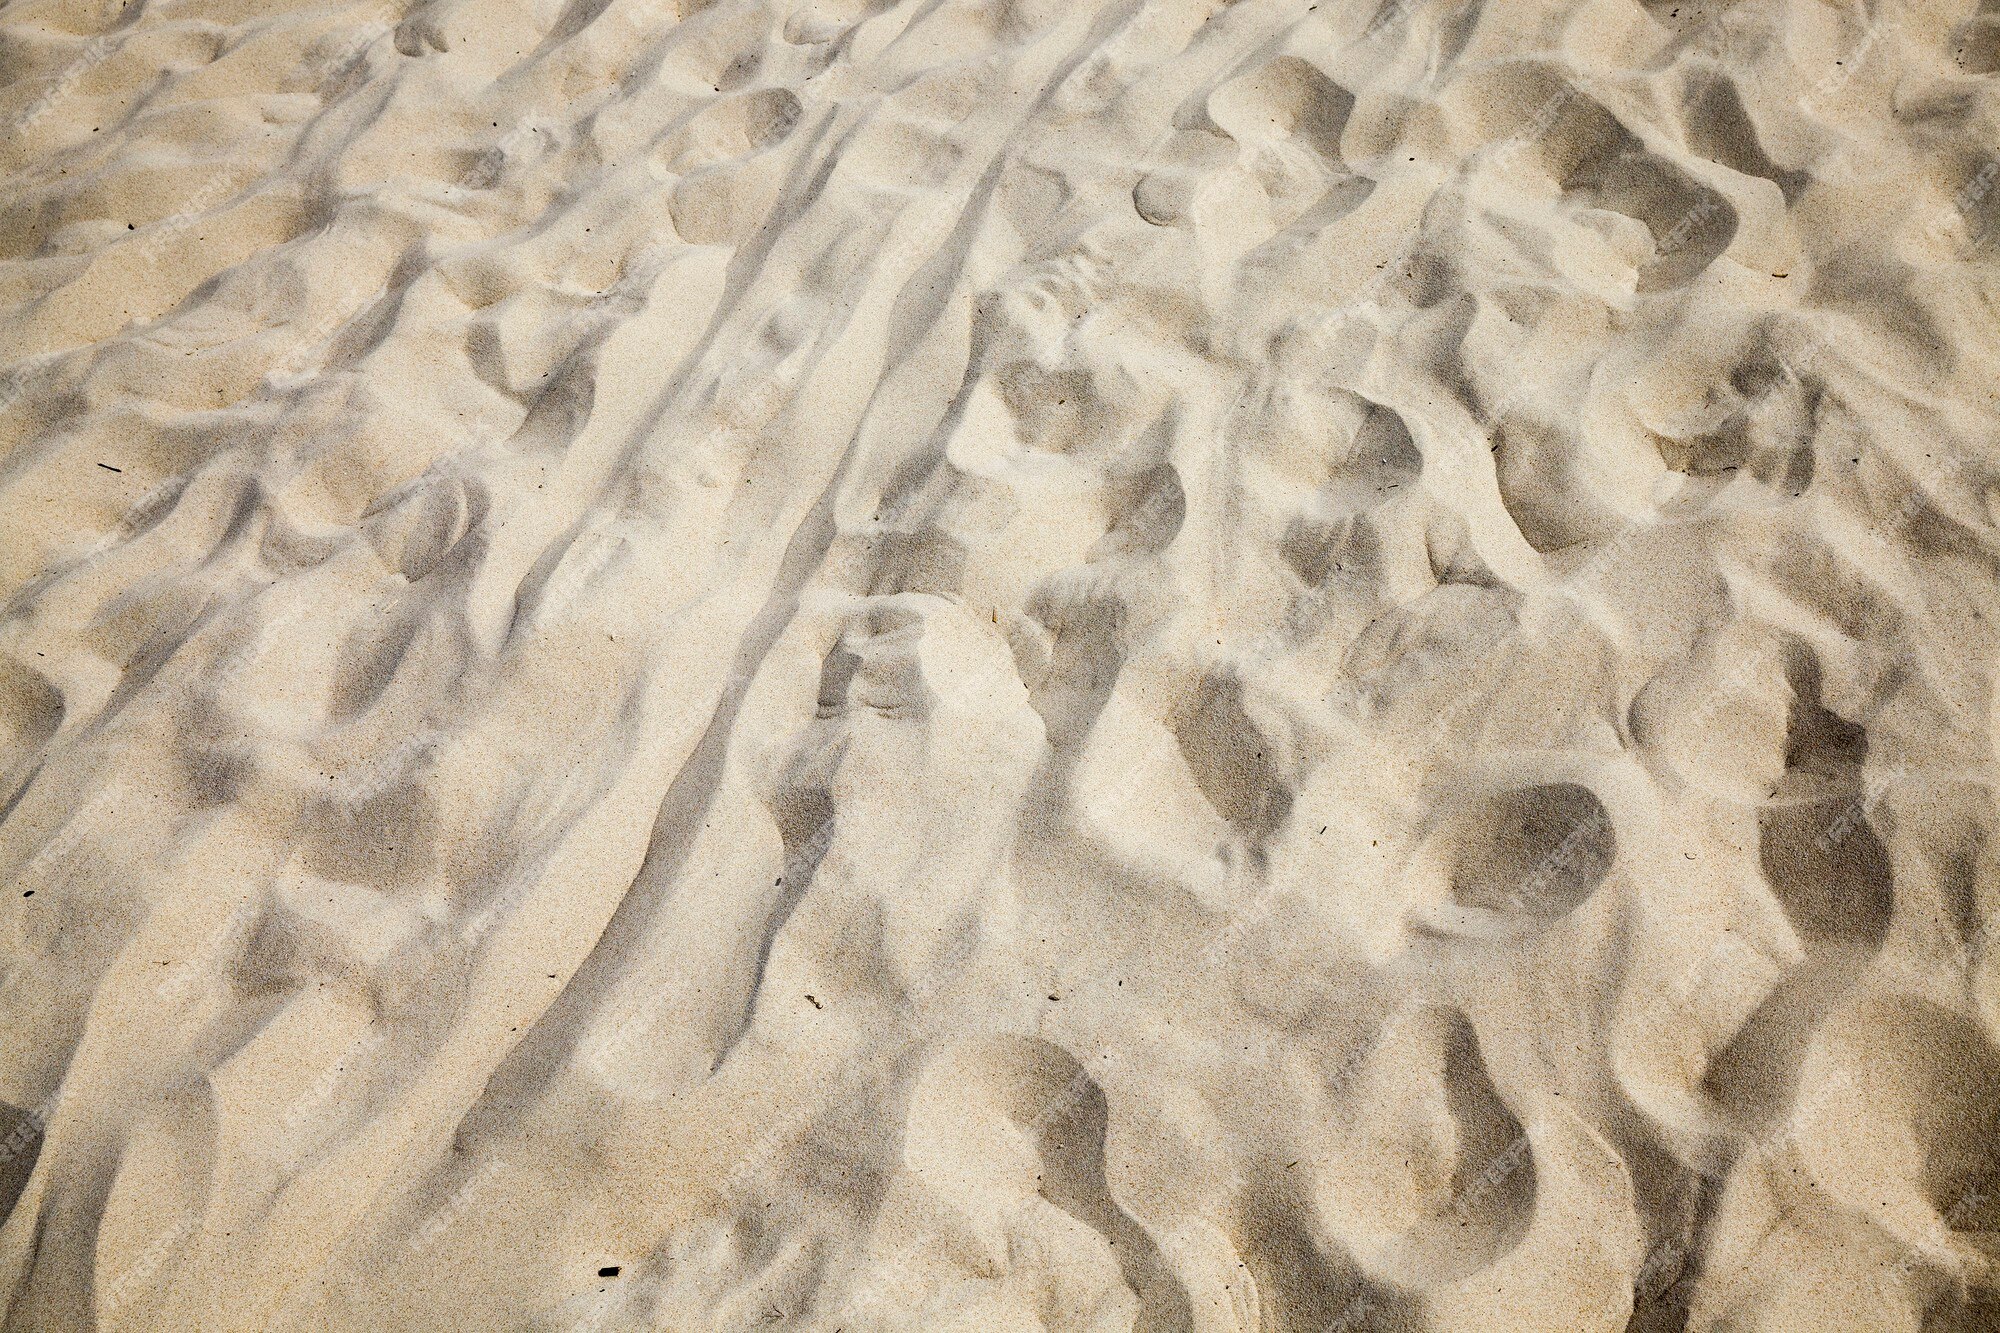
(2, 0), (1998, 1327)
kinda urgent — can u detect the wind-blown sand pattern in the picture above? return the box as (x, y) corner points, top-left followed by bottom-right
(2, 0), (1999, 1327)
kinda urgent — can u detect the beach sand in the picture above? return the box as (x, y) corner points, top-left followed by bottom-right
(2, 0), (1999, 1327)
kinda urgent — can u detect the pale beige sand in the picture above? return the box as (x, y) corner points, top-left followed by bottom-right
(2, 0), (1998, 1328)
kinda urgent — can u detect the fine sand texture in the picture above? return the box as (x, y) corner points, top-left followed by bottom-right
(3, 0), (2000, 1328)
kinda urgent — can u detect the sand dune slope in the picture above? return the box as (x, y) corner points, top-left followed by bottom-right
(2, 0), (2000, 1327)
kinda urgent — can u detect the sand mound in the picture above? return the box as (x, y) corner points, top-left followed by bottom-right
(2, 0), (1998, 1327)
